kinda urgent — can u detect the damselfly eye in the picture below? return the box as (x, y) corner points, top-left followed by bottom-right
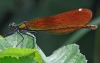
(9, 22), (17, 29)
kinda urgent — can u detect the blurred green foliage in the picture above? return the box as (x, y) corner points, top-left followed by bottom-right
(0, 0), (100, 63)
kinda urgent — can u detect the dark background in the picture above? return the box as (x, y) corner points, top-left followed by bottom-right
(0, 0), (100, 63)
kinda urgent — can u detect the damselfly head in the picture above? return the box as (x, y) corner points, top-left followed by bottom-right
(9, 22), (17, 29)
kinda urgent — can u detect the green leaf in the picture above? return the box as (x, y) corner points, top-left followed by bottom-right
(0, 35), (12, 51)
(0, 35), (3, 38)
(0, 48), (35, 58)
(0, 32), (34, 49)
(0, 32), (35, 51)
(0, 48), (44, 63)
(0, 32), (44, 63)
(0, 56), (38, 63)
(47, 44), (87, 63)
(0, 32), (87, 63)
